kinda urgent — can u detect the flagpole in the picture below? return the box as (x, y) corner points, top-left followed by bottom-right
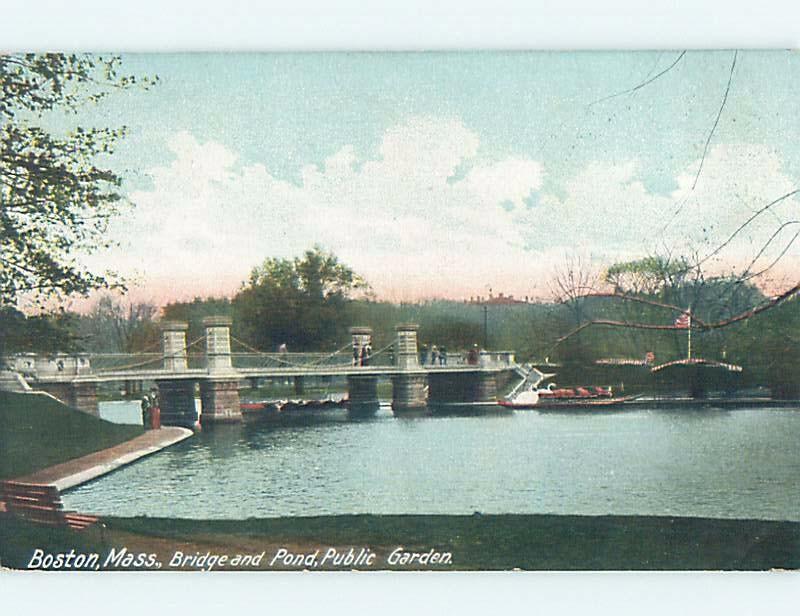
(687, 308), (692, 360)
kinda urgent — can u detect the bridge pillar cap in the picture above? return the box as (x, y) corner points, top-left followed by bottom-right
(202, 316), (233, 327)
(349, 326), (373, 335)
(160, 320), (189, 331)
(395, 323), (419, 332)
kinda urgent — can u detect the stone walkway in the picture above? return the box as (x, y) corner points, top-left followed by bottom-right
(16, 427), (194, 491)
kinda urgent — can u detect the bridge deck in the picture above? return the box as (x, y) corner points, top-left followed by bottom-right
(32, 364), (512, 384)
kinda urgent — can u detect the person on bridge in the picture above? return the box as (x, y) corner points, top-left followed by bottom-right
(431, 345), (439, 366)
(420, 344), (428, 366)
(439, 346), (448, 365)
(362, 343), (373, 367)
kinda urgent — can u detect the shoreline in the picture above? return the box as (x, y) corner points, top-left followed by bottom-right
(13, 427), (193, 491)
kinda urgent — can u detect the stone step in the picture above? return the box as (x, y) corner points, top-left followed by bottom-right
(0, 370), (32, 393)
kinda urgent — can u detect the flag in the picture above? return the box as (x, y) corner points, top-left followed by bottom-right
(674, 312), (690, 329)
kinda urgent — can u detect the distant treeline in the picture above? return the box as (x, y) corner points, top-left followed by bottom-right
(2, 248), (799, 393)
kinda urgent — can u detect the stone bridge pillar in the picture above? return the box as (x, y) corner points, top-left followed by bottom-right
(200, 316), (242, 424)
(39, 381), (99, 416)
(157, 320), (197, 428)
(71, 382), (99, 415)
(391, 324), (427, 415)
(347, 375), (380, 417)
(347, 326), (379, 417)
(161, 321), (188, 372)
(203, 316), (233, 372)
(427, 371), (497, 407)
(349, 326), (372, 366)
(156, 379), (198, 428)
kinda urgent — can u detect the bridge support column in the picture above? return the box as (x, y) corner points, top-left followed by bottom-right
(156, 379), (198, 428)
(391, 374), (427, 413)
(391, 324), (427, 414)
(71, 382), (99, 416)
(37, 382), (99, 416)
(200, 379), (242, 424)
(349, 326), (372, 366)
(472, 372), (498, 402)
(347, 375), (379, 417)
(427, 372), (497, 406)
(201, 316), (242, 424)
(161, 321), (188, 371)
(124, 380), (143, 397)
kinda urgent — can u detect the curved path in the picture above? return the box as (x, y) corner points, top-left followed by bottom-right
(15, 427), (193, 491)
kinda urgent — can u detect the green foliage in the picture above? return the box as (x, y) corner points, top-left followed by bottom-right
(233, 247), (368, 351)
(0, 53), (156, 306)
(162, 297), (234, 346)
(0, 306), (82, 357)
(605, 255), (691, 294)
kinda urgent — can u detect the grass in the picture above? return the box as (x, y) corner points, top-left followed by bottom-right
(0, 391), (143, 480)
(1, 513), (798, 570)
(106, 514), (800, 570)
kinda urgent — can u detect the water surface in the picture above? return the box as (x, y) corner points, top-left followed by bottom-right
(63, 401), (800, 521)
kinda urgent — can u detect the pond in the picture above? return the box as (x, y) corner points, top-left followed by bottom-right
(62, 400), (800, 521)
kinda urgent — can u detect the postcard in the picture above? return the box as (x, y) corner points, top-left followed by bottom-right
(1, 50), (799, 572)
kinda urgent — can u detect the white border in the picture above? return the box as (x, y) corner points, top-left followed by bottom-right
(0, 0), (798, 50)
(2, 2), (799, 615)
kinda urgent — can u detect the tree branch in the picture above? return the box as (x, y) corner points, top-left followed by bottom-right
(691, 50), (737, 190)
(589, 51), (687, 107)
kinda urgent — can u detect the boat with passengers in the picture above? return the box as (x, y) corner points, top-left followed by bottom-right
(498, 366), (638, 410)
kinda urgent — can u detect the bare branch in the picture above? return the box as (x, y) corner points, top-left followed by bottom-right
(695, 188), (799, 269)
(586, 292), (707, 326)
(547, 281), (800, 355)
(589, 51), (686, 107)
(692, 50), (738, 190)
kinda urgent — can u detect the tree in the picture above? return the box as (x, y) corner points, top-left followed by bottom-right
(234, 246), (369, 351)
(80, 295), (159, 354)
(0, 53), (155, 307)
(548, 253), (601, 361)
(162, 296), (234, 347)
(548, 249), (772, 364)
(605, 255), (690, 296)
(0, 306), (82, 355)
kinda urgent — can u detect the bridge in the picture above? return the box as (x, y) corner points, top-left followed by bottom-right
(4, 318), (518, 427)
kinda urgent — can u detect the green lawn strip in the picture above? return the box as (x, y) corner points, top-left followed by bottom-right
(0, 515), (107, 569)
(0, 391), (143, 479)
(104, 514), (800, 570)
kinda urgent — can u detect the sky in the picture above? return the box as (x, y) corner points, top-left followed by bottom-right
(49, 51), (800, 306)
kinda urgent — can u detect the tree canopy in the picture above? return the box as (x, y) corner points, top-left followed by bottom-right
(0, 53), (155, 307)
(233, 247), (369, 351)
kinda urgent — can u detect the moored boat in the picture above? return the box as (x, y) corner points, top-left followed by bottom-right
(500, 366), (638, 410)
(241, 396), (348, 423)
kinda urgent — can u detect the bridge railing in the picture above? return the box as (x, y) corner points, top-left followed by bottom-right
(230, 352), (353, 370)
(417, 350), (516, 368)
(5, 347), (517, 379)
(5, 353), (94, 379)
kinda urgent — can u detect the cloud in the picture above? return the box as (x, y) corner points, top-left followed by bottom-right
(93, 117), (547, 302)
(517, 144), (800, 284)
(89, 118), (799, 305)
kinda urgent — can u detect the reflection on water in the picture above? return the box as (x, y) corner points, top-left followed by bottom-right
(65, 401), (800, 521)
